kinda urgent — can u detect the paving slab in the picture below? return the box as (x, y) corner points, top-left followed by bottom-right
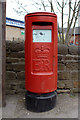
(2, 93), (78, 118)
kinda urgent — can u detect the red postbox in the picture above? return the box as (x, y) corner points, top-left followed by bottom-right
(25, 12), (58, 112)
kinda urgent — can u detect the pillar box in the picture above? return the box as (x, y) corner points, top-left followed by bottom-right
(25, 12), (58, 112)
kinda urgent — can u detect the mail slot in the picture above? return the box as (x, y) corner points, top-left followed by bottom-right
(25, 12), (58, 112)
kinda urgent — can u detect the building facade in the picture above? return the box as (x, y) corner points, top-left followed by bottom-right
(6, 17), (25, 41)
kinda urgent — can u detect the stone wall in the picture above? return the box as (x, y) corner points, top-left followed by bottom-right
(6, 40), (80, 94)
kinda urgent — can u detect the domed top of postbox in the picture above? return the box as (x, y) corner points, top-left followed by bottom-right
(26, 12), (57, 17)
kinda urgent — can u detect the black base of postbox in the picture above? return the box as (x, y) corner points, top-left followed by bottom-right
(25, 91), (57, 112)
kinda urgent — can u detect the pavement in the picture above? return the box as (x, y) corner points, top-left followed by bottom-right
(2, 93), (79, 118)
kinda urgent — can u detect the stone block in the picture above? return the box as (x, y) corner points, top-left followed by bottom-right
(6, 57), (19, 63)
(6, 90), (17, 95)
(72, 88), (80, 93)
(71, 72), (78, 80)
(19, 81), (25, 89)
(78, 61), (80, 70)
(6, 71), (16, 80)
(6, 51), (24, 58)
(58, 55), (63, 61)
(58, 44), (68, 55)
(17, 71), (25, 80)
(57, 80), (73, 89)
(6, 51), (11, 57)
(6, 64), (13, 71)
(6, 80), (25, 95)
(6, 63), (25, 72)
(58, 55), (66, 63)
(19, 58), (25, 63)
(58, 71), (70, 80)
(7, 83), (18, 90)
(57, 81), (65, 88)
(58, 63), (65, 71)
(73, 81), (80, 88)
(64, 55), (73, 60)
(6, 41), (11, 51)
(79, 71), (80, 80)
(12, 63), (25, 72)
(57, 89), (70, 93)
(78, 47), (80, 55)
(64, 80), (73, 89)
(66, 62), (78, 71)
(73, 55), (79, 61)
(78, 56), (80, 60)
(9, 41), (24, 52)
(69, 45), (78, 55)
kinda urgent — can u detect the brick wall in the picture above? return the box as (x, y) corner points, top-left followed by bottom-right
(6, 40), (80, 94)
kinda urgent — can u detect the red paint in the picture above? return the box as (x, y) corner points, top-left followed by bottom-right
(25, 12), (58, 93)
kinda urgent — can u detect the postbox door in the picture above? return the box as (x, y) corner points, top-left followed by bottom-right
(25, 15), (57, 93)
(32, 25), (53, 74)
